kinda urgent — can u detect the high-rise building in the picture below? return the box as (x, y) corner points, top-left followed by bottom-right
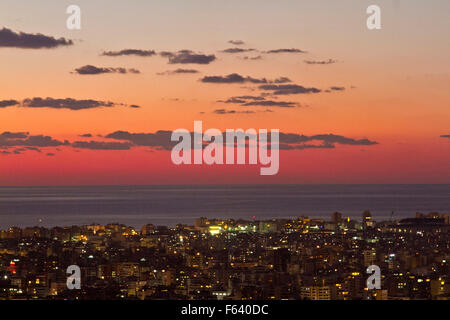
(273, 248), (290, 272)
(362, 210), (374, 230)
(300, 286), (332, 300)
(331, 212), (342, 224)
(141, 224), (155, 235)
(363, 249), (377, 266)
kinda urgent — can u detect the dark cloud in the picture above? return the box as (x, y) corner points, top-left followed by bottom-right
(13, 97), (139, 110)
(72, 141), (132, 150)
(22, 97), (114, 110)
(106, 130), (378, 151)
(0, 132), (69, 148)
(264, 48), (307, 54)
(157, 68), (199, 75)
(241, 55), (263, 60)
(258, 84), (321, 95)
(228, 40), (245, 45)
(79, 134), (93, 138)
(330, 86), (345, 91)
(201, 73), (268, 84)
(234, 96), (266, 101)
(218, 96), (266, 104)
(213, 109), (256, 114)
(308, 134), (378, 146)
(304, 59), (337, 65)
(74, 65), (140, 75)
(276, 133), (378, 147)
(278, 133), (310, 144)
(103, 49), (216, 65)
(273, 77), (292, 84)
(46, 153), (55, 156)
(102, 49), (156, 57)
(218, 97), (246, 104)
(441, 135), (450, 138)
(218, 95), (298, 108)
(23, 147), (41, 153)
(105, 130), (174, 150)
(14, 135), (68, 147)
(105, 130), (223, 150)
(201, 73), (291, 84)
(160, 50), (216, 64)
(13, 147), (41, 154)
(0, 27), (73, 49)
(0, 129), (378, 155)
(221, 48), (256, 54)
(276, 142), (335, 150)
(0, 132), (29, 139)
(242, 100), (298, 108)
(159, 51), (174, 57)
(0, 100), (19, 108)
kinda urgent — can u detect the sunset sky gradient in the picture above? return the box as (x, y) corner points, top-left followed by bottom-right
(1, 0), (449, 185)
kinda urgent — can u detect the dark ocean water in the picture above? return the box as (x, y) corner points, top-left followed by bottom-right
(0, 185), (448, 228)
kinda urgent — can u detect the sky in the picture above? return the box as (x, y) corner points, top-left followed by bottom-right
(0, 0), (449, 185)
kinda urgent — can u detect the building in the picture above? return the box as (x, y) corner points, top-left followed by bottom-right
(300, 286), (332, 300)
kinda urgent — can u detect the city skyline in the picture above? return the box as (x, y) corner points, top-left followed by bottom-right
(1, 211), (448, 300)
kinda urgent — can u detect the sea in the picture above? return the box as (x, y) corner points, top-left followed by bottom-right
(0, 185), (448, 229)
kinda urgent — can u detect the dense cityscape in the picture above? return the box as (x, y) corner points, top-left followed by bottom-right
(0, 211), (449, 300)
